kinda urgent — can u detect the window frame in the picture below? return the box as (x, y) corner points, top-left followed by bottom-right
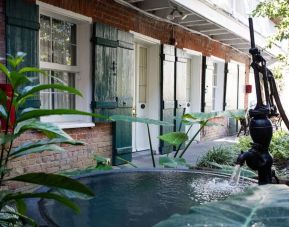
(37, 1), (93, 127)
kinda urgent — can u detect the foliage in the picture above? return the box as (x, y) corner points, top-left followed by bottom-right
(253, 0), (289, 68)
(0, 53), (107, 225)
(155, 184), (289, 226)
(234, 135), (252, 152)
(270, 130), (289, 165)
(197, 146), (239, 167)
(253, 0), (289, 48)
(158, 111), (230, 167)
(159, 156), (187, 168)
(95, 155), (113, 170)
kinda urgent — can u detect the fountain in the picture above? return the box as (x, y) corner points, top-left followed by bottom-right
(28, 169), (253, 227)
(235, 18), (289, 185)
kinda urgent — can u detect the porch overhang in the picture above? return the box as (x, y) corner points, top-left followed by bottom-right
(117, 0), (286, 62)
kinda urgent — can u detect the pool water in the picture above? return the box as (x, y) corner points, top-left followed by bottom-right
(41, 170), (252, 227)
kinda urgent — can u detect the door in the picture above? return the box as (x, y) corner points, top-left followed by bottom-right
(92, 23), (134, 165)
(204, 58), (214, 112)
(160, 44), (175, 154)
(133, 44), (150, 152)
(175, 48), (188, 149)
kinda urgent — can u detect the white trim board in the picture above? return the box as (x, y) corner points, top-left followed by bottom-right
(130, 31), (161, 45)
(37, 1), (92, 24)
(184, 48), (202, 56)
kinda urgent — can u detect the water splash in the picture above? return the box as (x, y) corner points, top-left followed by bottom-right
(230, 164), (241, 185)
(190, 175), (250, 203)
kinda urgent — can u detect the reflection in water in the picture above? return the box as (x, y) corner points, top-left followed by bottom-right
(42, 171), (252, 227)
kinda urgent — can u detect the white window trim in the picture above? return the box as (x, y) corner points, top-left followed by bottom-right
(37, 1), (92, 24)
(184, 48), (202, 57)
(130, 31), (161, 45)
(38, 2), (93, 128)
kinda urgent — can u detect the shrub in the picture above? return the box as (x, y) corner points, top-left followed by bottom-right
(197, 146), (238, 167)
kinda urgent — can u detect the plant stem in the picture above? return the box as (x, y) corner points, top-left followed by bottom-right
(147, 124), (155, 168)
(179, 121), (207, 158)
(174, 124), (193, 158)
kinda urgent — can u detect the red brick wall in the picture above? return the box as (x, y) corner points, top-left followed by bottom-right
(7, 124), (112, 190)
(0, 0), (5, 83)
(200, 117), (228, 141)
(39, 0), (249, 65)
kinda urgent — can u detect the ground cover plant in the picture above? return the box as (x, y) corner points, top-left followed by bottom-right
(0, 53), (107, 226)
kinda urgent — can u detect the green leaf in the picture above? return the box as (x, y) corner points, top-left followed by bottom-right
(110, 115), (173, 126)
(224, 109), (246, 120)
(159, 132), (188, 146)
(205, 122), (221, 127)
(183, 112), (218, 121)
(14, 119), (73, 140)
(17, 108), (108, 122)
(155, 184), (289, 227)
(18, 67), (45, 75)
(159, 156), (187, 168)
(0, 134), (15, 146)
(7, 53), (26, 69)
(95, 155), (110, 164)
(9, 173), (94, 197)
(9, 71), (32, 89)
(0, 63), (9, 77)
(2, 192), (80, 213)
(10, 144), (65, 158)
(0, 105), (7, 120)
(17, 84), (83, 104)
(11, 138), (83, 156)
(15, 199), (26, 215)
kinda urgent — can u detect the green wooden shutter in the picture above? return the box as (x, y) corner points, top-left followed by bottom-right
(160, 44), (175, 154)
(6, 0), (40, 108)
(91, 23), (133, 165)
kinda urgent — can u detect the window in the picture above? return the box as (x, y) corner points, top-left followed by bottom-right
(38, 3), (92, 126)
(212, 63), (218, 111)
(138, 46), (147, 103)
(40, 15), (77, 110)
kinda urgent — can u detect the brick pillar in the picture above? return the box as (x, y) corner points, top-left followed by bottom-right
(0, 0), (6, 83)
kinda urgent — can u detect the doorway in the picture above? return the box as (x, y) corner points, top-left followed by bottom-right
(132, 33), (160, 153)
(184, 49), (203, 141)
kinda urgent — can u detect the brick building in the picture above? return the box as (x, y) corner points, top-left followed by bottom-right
(0, 0), (284, 189)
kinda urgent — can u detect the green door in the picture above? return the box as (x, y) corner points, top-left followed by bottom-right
(91, 23), (133, 165)
(6, 0), (40, 108)
(160, 44), (175, 154)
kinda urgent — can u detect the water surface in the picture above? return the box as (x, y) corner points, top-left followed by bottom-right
(41, 170), (252, 227)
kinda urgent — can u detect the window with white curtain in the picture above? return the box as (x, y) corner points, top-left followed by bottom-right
(40, 15), (77, 110)
(37, 2), (92, 127)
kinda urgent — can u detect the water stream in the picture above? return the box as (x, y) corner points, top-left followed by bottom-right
(230, 164), (241, 185)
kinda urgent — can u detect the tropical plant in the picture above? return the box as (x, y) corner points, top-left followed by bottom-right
(196, 146), (238, 168)
(109, 115), (173, 168)
(0, 53), (107, 226)
(158, 111), (225, 168)
(155, 184), (289, 226)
